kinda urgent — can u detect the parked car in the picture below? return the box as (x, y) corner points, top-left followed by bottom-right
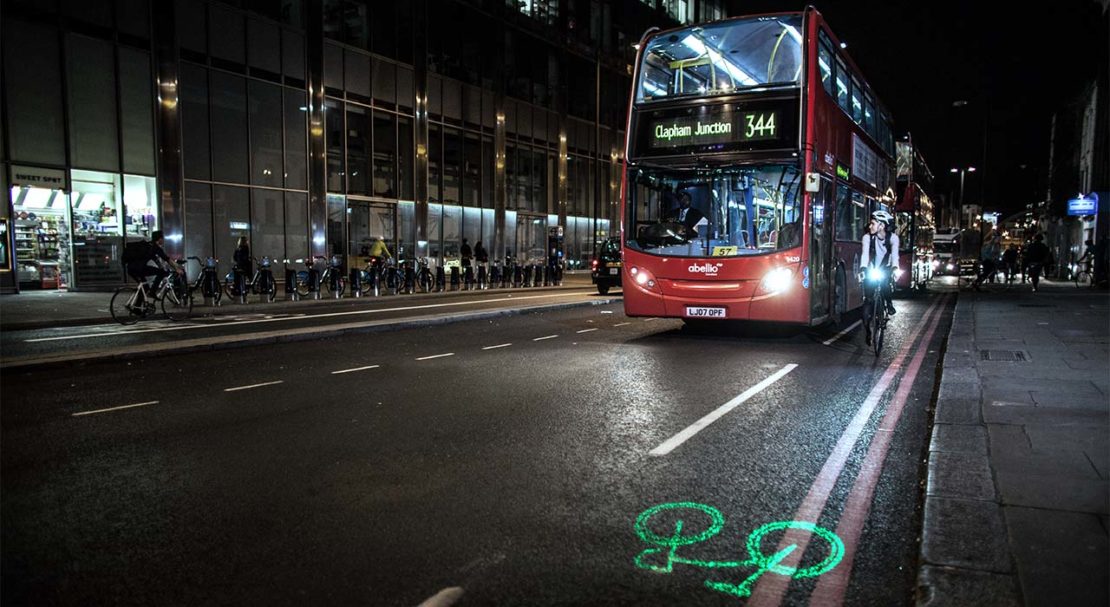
(591, 237), (622, 295)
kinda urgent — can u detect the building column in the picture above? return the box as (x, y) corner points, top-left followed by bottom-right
(493, 104), (507, 260)
(412, 0), (429, 258)
(151, 0), (183, 256)
(305, 0), (327, 257)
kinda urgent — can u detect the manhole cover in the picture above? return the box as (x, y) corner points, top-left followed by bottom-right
(980, 350), (1028, 362)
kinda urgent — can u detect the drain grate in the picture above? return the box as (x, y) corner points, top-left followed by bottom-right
(980, 350), (1028, 362)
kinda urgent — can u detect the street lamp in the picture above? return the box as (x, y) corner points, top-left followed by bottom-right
(950, 166), (976, 228)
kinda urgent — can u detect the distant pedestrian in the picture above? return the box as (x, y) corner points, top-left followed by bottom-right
(460, 238), (473, 268)
(1024, 233), (1050, 292)
(1002, 244), (1019, 283)
(474, 241), (488, 264)
(234, 236), (253, 280)
(973, 227), (1001, 290)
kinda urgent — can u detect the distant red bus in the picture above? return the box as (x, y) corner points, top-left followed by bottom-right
(895, 140), (936, 291)
(621, 7), (896, 325)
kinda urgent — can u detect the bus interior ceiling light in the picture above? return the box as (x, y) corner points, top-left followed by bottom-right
(679, 34), (757, 86)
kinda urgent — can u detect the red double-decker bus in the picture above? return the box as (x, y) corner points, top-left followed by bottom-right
(895, 139), (936, 291)
(620, 7), (896, 325)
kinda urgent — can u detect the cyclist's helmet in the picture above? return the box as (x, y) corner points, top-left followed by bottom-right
(871, 210), (894, 224)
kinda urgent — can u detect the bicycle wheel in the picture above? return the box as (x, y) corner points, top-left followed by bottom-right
(326, 274), (346, 296)
(259, 272), (277, 301)
(162, 287), (193, 321)
(295, 270), (311, 296)
(872, 297), (886, 356)
(223, 271), (240, 299)
(1075, 271), (1092, 288)
(110, 286), (144, 325)
(418, 269), (433, 293)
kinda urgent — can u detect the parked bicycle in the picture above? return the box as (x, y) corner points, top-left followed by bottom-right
(184, 256), (222, 303)
(1073, 262), (1094, 288)
(110, 266), (193, 325)
(224, 255), (277, 302)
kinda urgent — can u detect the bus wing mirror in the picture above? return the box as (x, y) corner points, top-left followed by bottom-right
(805, 173), (821, 193)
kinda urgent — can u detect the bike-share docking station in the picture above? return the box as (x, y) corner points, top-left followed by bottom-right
(199, 256), (222, 306)
(284, 261), (299, 302)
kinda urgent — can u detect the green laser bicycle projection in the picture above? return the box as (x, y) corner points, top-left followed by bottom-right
(634, 502), (844, 599)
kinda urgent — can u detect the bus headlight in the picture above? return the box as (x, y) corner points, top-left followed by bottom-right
(758, 267), (793, 294)
(630, 266), (657, 290)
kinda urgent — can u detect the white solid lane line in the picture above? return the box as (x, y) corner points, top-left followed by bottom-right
(418, 587), (465, 607)
(576, 328), (598, 333)
(649, 364), (799, 456)
(533, 335), (559, 341)
(331, 365), (380, 375)
(224, 380), (284, 392)
(822, 320), (862, 346)
(482, 343), (513, 350)
(72, 401), (158, 417)
(416, 353), (455, 361)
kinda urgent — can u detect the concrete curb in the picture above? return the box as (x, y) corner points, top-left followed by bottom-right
(916, 294), (1023, 606)
(0, 283), (597, 332)
(0, 297), (620, 371)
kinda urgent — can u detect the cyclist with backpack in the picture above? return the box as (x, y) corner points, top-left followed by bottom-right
(123, 231), (182, 303)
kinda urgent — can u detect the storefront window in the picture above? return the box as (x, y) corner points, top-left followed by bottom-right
(71, 169), (123, 287)
(11, 185), (70, 289)
(442, 204), (461, 260)
(373, 111), (397, 198)
(123, 174), (158, 238)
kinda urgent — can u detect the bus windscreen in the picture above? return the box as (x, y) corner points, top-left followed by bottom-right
(637, 16), (804, 103)
(625, 163), (802, 258)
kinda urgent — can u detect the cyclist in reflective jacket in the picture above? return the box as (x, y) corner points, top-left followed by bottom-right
(859, 210), (899, 343)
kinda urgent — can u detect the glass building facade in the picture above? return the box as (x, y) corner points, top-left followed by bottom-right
(0, 0), (723, 292)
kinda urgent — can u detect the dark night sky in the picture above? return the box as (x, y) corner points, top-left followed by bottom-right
(724, 0), (1107, 215)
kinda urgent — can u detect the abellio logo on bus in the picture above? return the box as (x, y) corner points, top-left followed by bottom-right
(688, 262), (723, 276)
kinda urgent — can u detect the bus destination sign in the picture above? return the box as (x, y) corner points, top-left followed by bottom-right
(650, 111), (779, 148)
(632, 97), (798, 158)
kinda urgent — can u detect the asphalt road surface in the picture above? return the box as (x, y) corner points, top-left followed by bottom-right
(1, 292), (953, 606)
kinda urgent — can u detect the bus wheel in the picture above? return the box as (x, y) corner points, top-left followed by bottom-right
(832, 268), (846, 326)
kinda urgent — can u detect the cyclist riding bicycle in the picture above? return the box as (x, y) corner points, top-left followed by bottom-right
(859, 210), (899, 344)
(124, 230), (183, 304)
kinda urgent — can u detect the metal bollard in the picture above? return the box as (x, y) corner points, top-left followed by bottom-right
(533, 264), (543, 287)
(349, 268), (362, 297)
(404, 266), (415, 294)
(435, 267), (446, 292)
(285, 268), (299, 301)
(450, 267), (460, 290)
(330, 270), (343, 298)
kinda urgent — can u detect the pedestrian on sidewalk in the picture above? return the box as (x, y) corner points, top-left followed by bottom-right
(233, 237), (253, 283)
(1024, 233), (1050, 291)
(973, 227), (1001, 291)
(1002, 244), (1019, 283)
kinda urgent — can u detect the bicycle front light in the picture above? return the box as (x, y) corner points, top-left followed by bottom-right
(867, 267), (886, 282)
(893, 268), (904, 279)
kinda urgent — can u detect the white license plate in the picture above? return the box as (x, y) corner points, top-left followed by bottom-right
(685, 306), (726, 318)
(609, 268), (619, 275)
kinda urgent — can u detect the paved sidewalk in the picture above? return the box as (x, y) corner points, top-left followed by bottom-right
(0, 272), (595, 331)
(918, 281), (1109, 606)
